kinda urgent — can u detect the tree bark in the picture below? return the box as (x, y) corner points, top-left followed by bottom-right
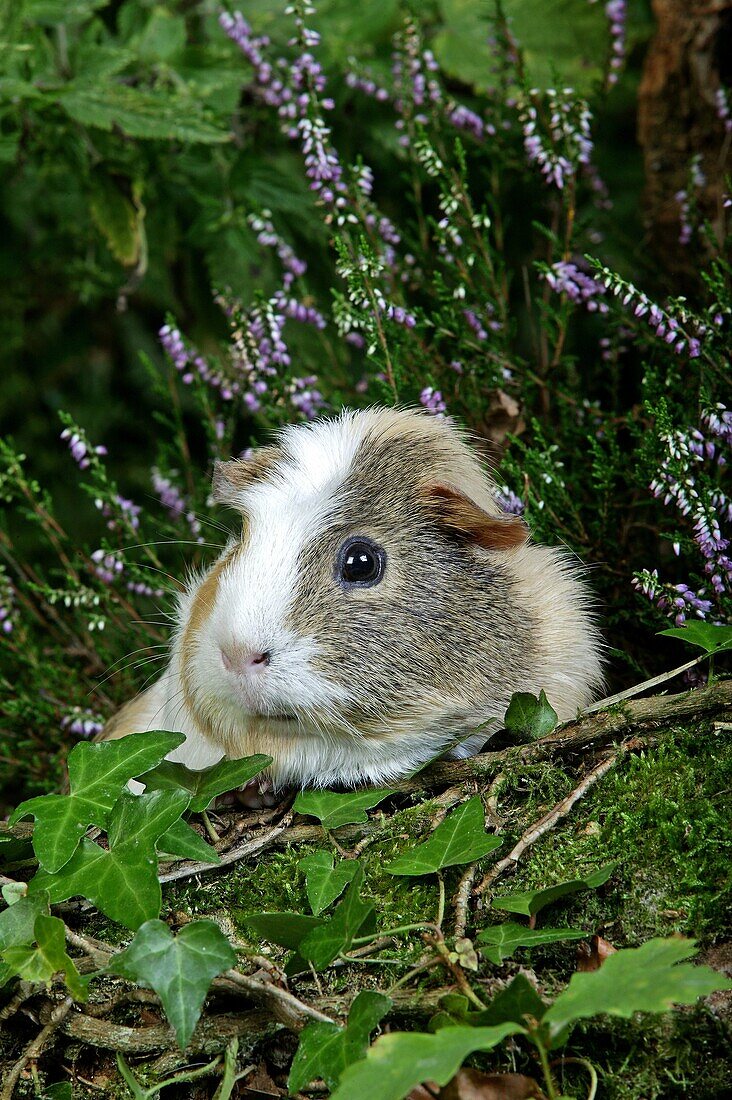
(637, 0), (732, 278)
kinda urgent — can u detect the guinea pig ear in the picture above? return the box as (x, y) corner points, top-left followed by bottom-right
(424, 484), (529, 551)
(212, 446), (282, 507)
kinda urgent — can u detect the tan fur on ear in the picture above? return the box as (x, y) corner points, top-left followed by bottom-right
(425, 484), (529, 550)
(212, 446), (282, 506)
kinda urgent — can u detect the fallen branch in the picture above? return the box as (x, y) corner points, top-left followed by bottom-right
(397, 679), (732, 793)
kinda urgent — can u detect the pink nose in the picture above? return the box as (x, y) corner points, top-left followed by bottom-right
(220, 646), (271, 674)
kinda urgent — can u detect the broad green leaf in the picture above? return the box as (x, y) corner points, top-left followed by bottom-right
(108, 918), (236, 1049)
(659, 623), (732, 655)
(293, 788), (392, 829)
(492, 865), (614, 918)
(0, 892), (50, 949)
(471, 975), (548, 1029)
(2, 881), (28, 906)
(57, 85), (230, 144)
(329, 1024), (525, 1100)
(138, 754), (271, 812)
(543, 937), (732, 1044)
(41, 1084), (72, 1100)
(477, 923), (586, 964)
(2, 915), (88, 1001)
(28, 790), (191, 930)
(244, 912), (323, 951)
(299, 850), (359, 915)
(89, 174), (145, 267)
(503, 690), (558, 741)
(10, 731), (184, 872)
(0, 892), (50, 987)
(386, 797), (502, 876)
(288, 990), (392, 1092)
(300, 866), (374, 969)
(503, 0), (606, 93)
(156, 818), (220, 864)
(136, 7), (187, 63)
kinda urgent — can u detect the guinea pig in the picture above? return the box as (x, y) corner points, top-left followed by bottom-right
(103, 407), (603, 790)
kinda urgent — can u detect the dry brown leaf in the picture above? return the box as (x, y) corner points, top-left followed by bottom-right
(576, 934), (617, 972)
(439, 1067), (545, 1099)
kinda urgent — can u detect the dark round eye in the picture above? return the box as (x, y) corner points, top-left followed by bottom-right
(338, 538), (386, 588)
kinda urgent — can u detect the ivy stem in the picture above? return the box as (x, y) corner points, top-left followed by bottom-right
(201, 811), (219, 843)
(352, 922), (440, 945)
(435, 873), (445, 930)
(550, 1056), (598, 1100)
(535, 1037), (560, 1100)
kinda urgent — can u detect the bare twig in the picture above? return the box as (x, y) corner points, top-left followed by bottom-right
(582, 654), (711, 713)
(475, 746), (632, 897)
(159, 814), (294, 884)
(1, 996), (73, 1100)
(216, 969), (334, 1029)
(453, 864), (478, 940)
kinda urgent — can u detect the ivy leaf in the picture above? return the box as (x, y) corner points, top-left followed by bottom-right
(10, 731), (184, 873)
(329, 1023), (525, 1100)
(293, 789), (392, 829)
(288, 990), (392, 1092)
(492, 865), (614, 918)
(156, 819), (220, 864)
(658, 623), (732, 655)
(138, 754), (272, 813)
(299, 851), (359, 915)
(543, 937), (732, 1045)
(471, 975), (548, 1029)
(300, 865), (374, 969)
(503, 690), (558, 741)
(0, 892), (51, 987)
(108, 918), (236, 1050)
(477, 923), (587, 964)
(244, 912), (323, 950)
(386, 797), (502, 876)
(28, 790), (191, 930)
(2, 915), (89, 1001)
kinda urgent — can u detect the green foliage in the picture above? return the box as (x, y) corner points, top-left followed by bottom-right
(108, 918), (236, 1049)
(542, 937), (732, 1045)
(138, 754), (272, 813)
(11, 731), (184, 872)
(0, 891), (50, 986)
(2, 913), (88, 1001)
(329, 1024), (525, 1100)
(29, 789), (191, 929)
(503, 690), (559, 741)
(288, 990), (392, 1092)
(658, 623), (732, 655)
(386, 797), (502, 876)
(299, 850), (359, 915)
(293, 788), (393, 828)
(492, 865), (615, 918)
(299, 865), (375, 969)
(476, 922), (586, 965)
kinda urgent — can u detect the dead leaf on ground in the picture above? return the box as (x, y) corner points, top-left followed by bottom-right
(240, 1061), (282, 1097)
(439, 1067), (546, 1099)
(700, 942), (732, 1021)
(576, 934), (617, 972)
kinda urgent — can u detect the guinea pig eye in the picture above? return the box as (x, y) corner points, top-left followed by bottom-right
(337, 538), (386, 588)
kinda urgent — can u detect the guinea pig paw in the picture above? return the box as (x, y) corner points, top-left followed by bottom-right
(235, 778), (279, 810)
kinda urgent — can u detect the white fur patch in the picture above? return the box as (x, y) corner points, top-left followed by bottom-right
(188, 413), (367, 724)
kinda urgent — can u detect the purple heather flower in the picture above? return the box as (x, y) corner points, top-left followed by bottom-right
(95, 494), (141, 532)
(604, 1), (627, 86)
(290, 375), (326, 420)
(91, 548), (124, 585)
(714, 86), (732, 133)
(151, 469), (203, 542)
(544, 261), (609, 312)
(61, 708), (104, 739)
(60, 428), (107, 470)
(420, 386), (447, 416)
(495, 487), (525, 515)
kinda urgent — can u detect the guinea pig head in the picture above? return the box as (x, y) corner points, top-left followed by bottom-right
(178, 409), (535, 784)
